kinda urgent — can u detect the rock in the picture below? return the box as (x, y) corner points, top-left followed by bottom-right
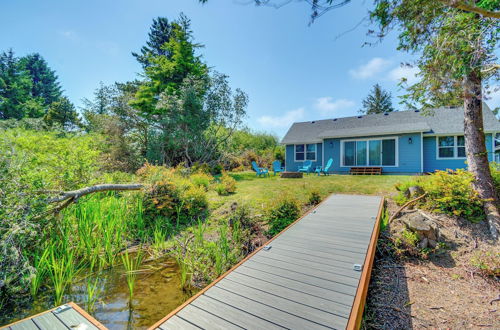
(419, 237), (429, 249)
(402, 213), (440, 244)
(428, 239), (437, 248)
(408, 185), (425, 197)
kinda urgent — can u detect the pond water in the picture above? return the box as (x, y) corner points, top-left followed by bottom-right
(1, 257), (197, 330)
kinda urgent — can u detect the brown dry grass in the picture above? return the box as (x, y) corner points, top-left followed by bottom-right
(363, 200), (500, 329)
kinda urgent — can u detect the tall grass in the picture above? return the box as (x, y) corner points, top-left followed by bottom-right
(47, 243), (77, 305)
(121, 249), (144, 300)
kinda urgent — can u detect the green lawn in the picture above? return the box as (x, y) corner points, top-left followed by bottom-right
(208, 172), (412, 211)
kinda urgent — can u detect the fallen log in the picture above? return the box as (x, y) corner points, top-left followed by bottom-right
(33, 184), (144, 220)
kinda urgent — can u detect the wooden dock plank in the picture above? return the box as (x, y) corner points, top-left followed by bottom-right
(205, 286), (329, 329)
(177, 305), (242, 330)
(9, 321), (38, 330)
(154, 194), (383, 330)
(53, 306), (99, 330)
(191, 295), (284, 330)
(251, 253), (361, 287)
(32, 312), (68, 330)
(159, 316), (200, 330)
(233, 265), (354, 310)
(225, 271), (351, 319)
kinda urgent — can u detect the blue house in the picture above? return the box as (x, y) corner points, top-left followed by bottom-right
(281, 106), (500, 174)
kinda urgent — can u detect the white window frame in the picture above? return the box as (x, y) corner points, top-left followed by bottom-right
(340, 137), (399, 167)
(294, 143), (317, 162)
(436, 135), (466, 160)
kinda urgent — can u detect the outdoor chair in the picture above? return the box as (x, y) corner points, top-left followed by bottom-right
(315, 158), (333, 176)
(298, 160), (313, 174)
(251, 161), (269, 177)
(272, 160), (284, 176)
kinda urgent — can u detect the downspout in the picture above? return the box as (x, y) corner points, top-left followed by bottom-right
(420, 132), (424, 174)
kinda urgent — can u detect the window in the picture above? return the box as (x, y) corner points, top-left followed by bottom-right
(342, 138), (397, 167)
(437, 136), (466, 159)
(295, 144), (316, 161)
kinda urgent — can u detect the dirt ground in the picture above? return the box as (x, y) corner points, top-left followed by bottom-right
(363, 200), (500, 329)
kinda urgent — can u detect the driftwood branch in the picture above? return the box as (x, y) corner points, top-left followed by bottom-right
(48, 184), (144, 203)
(388, 193), (428, 224)
(32, 184), (145, 221)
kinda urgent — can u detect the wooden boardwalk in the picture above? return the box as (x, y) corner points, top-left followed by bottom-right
(151, 194), (383, 330)
(1, 302), (105, 330)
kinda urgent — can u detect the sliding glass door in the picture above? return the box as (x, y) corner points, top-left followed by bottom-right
(342, 138), (397, 167)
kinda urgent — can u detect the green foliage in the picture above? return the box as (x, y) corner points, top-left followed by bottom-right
(43, 96), (80, 128)
(190, 172), (212, 190)
(121, 249), (144, 299)
(308, 190), (322, 205)
(215, 173), (237, 196)
(370, 0), (499, 108)
(359, 83), (394, 114)
(266, 196), (301, 236)
(19, 53), (62, 106)
(470, 250), (500, 277)
(401, 229), (419, 247)
(395, 170), (484, 221)
(142, 173), (209, 227)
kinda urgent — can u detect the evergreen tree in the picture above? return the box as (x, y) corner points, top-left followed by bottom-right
(132, 14), (192, 68)
(359, 84), (394, 114)
(0, 49), (32, 119)
(20, 53), (62, 106)
(44, 96), (80, 128)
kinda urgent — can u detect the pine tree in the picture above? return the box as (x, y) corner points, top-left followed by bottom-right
(132, 14), (192, 68)
(359, 84), (394, 115)
(20, 53), (62, 106)
(44, 96), (80, 128)
(0, 49), (33, 119)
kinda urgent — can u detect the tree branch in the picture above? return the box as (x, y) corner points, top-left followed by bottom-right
(445, 0), (500, 19)
(481, 64), (500, 74)
(47, 184), (144, 203)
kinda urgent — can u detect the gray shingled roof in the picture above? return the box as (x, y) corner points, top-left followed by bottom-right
(281, 106), (500, 144)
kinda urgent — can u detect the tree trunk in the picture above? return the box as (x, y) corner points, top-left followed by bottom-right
(463, 70), (500, 241)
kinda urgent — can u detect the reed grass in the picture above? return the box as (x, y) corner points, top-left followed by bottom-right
(121, 249), (144, 300)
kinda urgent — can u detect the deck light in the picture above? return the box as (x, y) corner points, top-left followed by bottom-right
(408, 137), (413, 144)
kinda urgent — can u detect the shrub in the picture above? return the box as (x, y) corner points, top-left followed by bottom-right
(424, 170), (484, 221)
(136, 163), (174, 184)
(142, 179), (208, 227)
(267, 196), (300, 236)
(470, 250), (500, 277)
(401, 229), (419, 247)
(191, 173), (212, 191)
(308, 190), (322, 205)
(394, 170), (485, 222)
(182, 185), (209, 219)
(215, 173), (237, 196)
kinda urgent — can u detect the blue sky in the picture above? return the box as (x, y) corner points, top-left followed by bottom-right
(1, 0), (499, 137)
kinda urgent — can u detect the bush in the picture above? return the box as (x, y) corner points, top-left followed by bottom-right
(182, 185), (209, 219)
(191, 173), (212, 191)
(266, 196), (300, 236)
(470, 250), (500, 277)
(425, 170), (484, 221)
(308, 190), (322, 205)
(215, 173), (237, 196)
(395, 170), (484, 222)
(142, 179), (208, 227)
(136, 163), (175, 184)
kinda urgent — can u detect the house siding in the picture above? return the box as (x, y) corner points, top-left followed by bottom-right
(322, 133), (421, 174)
(285, 143), (323, 172)
(423, 133), (494, 172)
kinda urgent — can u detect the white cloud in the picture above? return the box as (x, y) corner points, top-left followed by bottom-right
(349, 57), (392, 79)
(388, 65), (420, 85)
(314, 97), (355, 116)
(58, 30), (78, 41)
(257, 108), (305, 128)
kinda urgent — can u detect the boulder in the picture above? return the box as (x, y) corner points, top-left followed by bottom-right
(402, 213), (440, 248)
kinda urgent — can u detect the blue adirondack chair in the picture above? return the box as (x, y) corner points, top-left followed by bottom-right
(272, 160), (285, 176)
(298, 160), (313, 174)
(315, 158), (333, 176)
(251, 161), (269, 177)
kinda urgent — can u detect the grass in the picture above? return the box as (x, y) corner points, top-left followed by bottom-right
(211, 172), (411, 209)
